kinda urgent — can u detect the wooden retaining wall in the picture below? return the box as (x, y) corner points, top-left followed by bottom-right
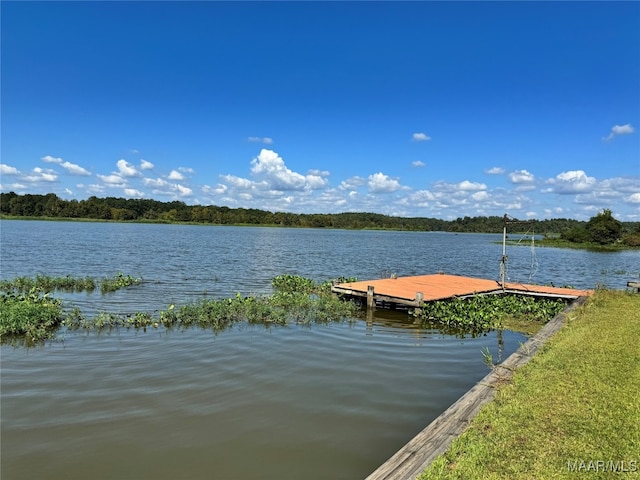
(365, 296), (589, 480)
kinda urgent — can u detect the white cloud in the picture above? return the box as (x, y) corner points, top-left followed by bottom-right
(305, 173), (329, 189)
(2, 182), (27, 190)
(401, 190), (436, 207)
(339, 176), (366, 190)
(433, 180), (487, 193)
(60, 161), (90, 176)
(217, 150), (330, 202)
(175, 184), (193, 196)
(86, 183), (106, 194)
(40, 155), (90, 176)
(603, 123), (635, 141)
(124, 188), (145, 197)
(412, 132), (431, 142)
(458, 180), (487, 191)
(250, 149), (308, 190)
(544, 207), (564, 216)
(307, 169), (329, 177)
(168, 170), (184, 181)
(220, 174), (255, 189)
(368, 172), (401, 193)
(508, 169), (535, 184)
(143, 176), (193, 198)
(140, 159), (154, 170)
(13, 145), (631, 219)
(25, 167), (57, 182)
(97, 174), (126, 186)
(143, 177), (169, 187)
(116, 159), (141, 177)
(471, 191), (490, 201)
(202, 184), (227, 195)
(41, 155), (63, 164)
(546, 170), (596, 194)
(598, 177), (638, 194)
(1, 164), (20, 175)
(612, 124), (634, 135)
(248, 136), (273, 145)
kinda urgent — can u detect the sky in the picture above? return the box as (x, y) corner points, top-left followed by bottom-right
(1, 1), (639, 221)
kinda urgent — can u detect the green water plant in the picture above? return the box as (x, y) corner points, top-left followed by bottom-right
(272, 274), (359, 296)
(0, 274), (96, 293)
(60, 276), (360, 335)
(0, 289), (65, 342)
(414, 294), (568, 332)
(272, 274), (317, 294)
(481, 346), (494, 370)
(99, 272), (142, 293)
(0, 273), (141, 294)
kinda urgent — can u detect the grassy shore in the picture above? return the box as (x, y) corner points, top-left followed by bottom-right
(419, 289), (640, 479)
(534, 238), (639, 251)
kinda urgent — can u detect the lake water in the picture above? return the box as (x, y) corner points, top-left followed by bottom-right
(1, 220), (638, 479)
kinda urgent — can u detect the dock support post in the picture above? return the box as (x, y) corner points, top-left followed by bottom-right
(414, 292), (424, 314)
(367, 285), (375, 310)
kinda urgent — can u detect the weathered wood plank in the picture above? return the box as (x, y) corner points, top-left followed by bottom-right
(365, 296), (588, 480)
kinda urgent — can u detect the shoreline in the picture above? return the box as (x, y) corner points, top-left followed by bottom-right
(2, 216), (638, 251)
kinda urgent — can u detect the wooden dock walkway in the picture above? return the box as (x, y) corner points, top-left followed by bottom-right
(332, 273), (592, 308)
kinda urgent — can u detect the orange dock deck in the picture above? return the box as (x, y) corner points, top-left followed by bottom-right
(331, 273), (592, 307)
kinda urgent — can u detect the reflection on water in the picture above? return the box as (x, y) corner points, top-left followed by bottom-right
(1, 220), (638, 479)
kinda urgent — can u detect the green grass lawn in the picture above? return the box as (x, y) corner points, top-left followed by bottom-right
(419, 289), (640, 479)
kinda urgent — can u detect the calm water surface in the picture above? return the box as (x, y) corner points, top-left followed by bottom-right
(1, 220), (638, 479)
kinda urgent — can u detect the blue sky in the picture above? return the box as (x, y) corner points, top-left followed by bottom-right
(2, 1), (639, 221)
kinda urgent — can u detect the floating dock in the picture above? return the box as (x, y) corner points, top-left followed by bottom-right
(331, 273), (592, 308)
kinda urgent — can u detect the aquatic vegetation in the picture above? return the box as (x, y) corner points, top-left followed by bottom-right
(99, 272), (142, 293)
(0, 273), (141, 294)
(24, 275), (362, 339)
(0, 274), (96, 293)
(0, 272), (566, 343)
(0, 289), (64, 342)
(272, 274), (317, 294)
(272, 274), (359, 296)
(414, 294), (568, 332)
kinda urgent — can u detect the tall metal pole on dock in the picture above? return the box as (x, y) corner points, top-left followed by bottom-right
(500, 214), (508, 290)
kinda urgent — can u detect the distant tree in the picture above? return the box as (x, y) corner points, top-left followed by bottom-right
(0, 191), (18, 214)
(622, 232), (640, 247)
(561, 226), (591, 243)
(585, 209), (622, 245)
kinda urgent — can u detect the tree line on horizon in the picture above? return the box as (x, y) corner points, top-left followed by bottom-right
(1, 192), (638, 241)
